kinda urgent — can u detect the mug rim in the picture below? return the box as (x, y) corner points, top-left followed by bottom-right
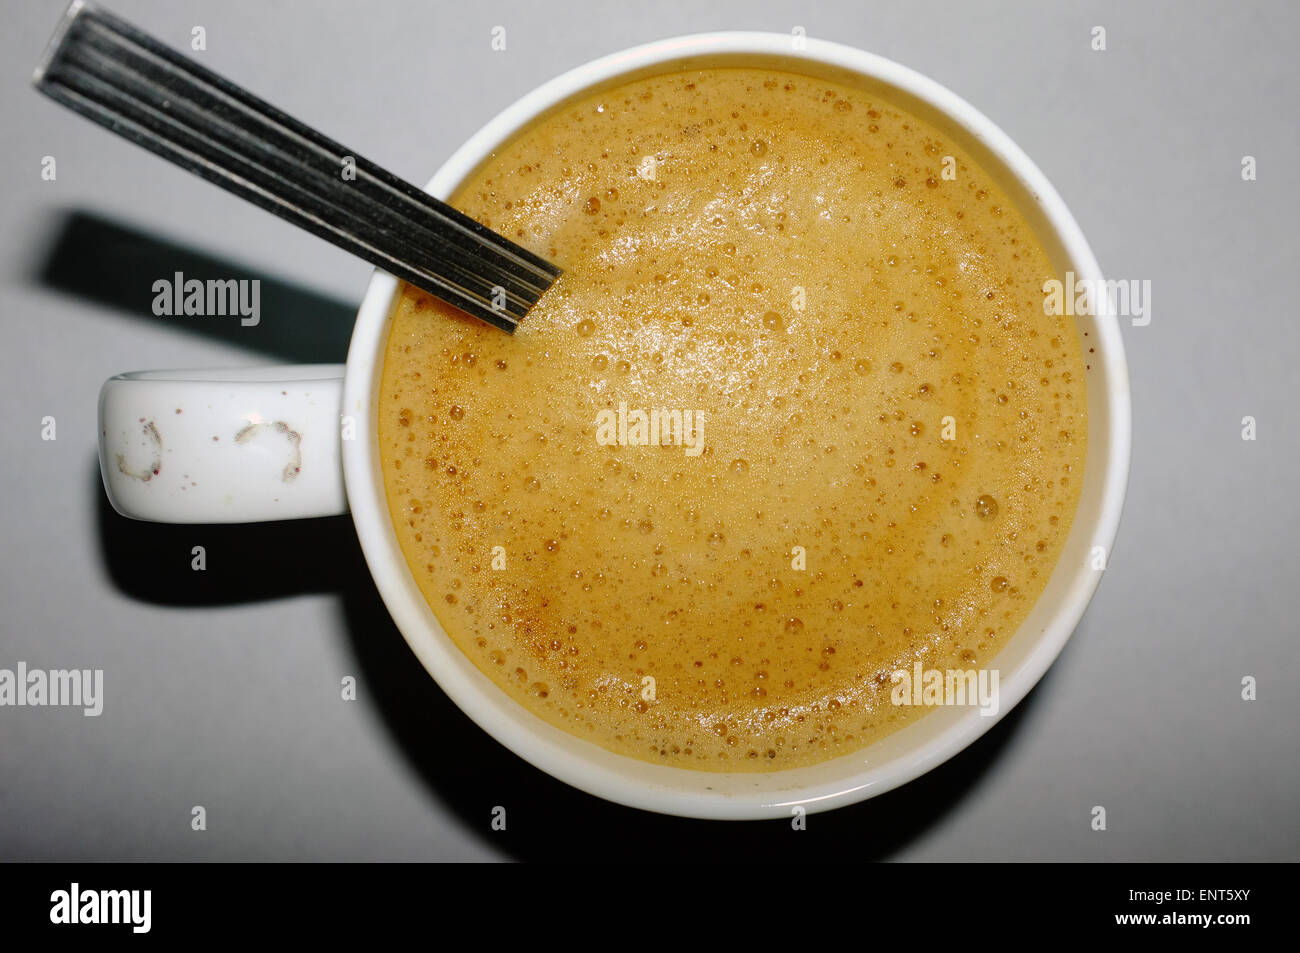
(340, 30), (1132, 819)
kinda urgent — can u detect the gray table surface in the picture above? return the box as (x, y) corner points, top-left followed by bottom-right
(2, 0), (1296, 862)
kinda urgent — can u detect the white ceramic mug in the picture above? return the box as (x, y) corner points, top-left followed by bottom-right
(98, 32), (1131, 819)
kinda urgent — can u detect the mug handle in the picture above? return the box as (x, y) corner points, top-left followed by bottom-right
(98, 365), (348, 523)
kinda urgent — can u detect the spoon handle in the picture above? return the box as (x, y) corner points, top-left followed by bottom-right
(34, 1), (560, 332)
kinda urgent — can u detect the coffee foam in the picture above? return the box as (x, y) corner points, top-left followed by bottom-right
(379, 68), (1088, 771)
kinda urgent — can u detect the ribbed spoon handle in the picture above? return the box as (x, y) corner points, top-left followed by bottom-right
(34, 1), (560, 332)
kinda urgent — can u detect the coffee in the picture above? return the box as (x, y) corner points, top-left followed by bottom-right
(378, 67), (1087, 771)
